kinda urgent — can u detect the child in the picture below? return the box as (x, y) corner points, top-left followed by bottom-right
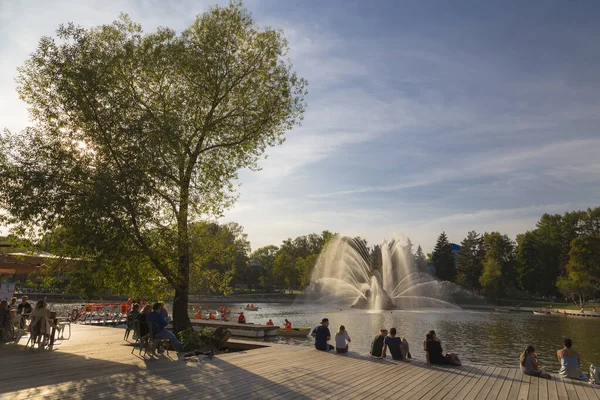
(520, 346), (551, 379)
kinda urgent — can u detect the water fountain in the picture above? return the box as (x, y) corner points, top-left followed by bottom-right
(308, 236), (461, 310)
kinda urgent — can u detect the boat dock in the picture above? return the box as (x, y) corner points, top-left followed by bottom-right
(2, 324), (599, 399)
(169, 320), (279, 338)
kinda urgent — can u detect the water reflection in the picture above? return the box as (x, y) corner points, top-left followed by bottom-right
(204, 303), (600, 370)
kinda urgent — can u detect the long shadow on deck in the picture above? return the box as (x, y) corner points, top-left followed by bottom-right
(1, 345), (311, 399)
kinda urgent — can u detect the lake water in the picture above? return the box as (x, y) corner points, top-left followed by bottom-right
(213, 302), (600, 371)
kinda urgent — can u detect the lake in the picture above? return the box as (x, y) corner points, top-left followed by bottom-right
(212, 302), (600, 371)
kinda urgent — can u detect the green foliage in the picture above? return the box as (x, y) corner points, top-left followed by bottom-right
(0, 1), (306, 332)
(177, 327), (214, 352)
(414, 245), (428, 273)
(272, 231), (336, 290)
(189, 221), (250, 294)
(251, 245), (278, 287)
(431, 232), (455, 281)
(557, 234), (600, 307)
(456, 231), (484, 291)
(479, 232), (516, 297)
(479, 256), (503, 297)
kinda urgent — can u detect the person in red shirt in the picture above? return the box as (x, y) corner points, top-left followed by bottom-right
(284, 319), (292, 330)
(266, 319), (274, 326)
(238, 312), (246, 324)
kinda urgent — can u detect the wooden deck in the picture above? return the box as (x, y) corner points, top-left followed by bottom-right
(1, 324), (599, 400)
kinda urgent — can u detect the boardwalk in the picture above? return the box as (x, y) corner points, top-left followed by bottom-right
(1, 324), (599, 399)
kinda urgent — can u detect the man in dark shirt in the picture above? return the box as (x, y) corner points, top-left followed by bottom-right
(370, 329), (387, 358)
(16, 296), (32, 329)
(146, 303), (183, 352)
(16, 296), (32, 315)
(382, 327), (405, 360)
(311, 318), (334, 351)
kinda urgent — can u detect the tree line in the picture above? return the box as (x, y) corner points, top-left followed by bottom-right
(429, 207), (600, 306)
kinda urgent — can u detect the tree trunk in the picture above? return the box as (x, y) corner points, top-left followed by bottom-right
(173, 178), (192, 334)
(172, 287), (191, 334)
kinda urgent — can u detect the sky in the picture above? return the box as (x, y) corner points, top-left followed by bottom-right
(1, 0), (599, 252)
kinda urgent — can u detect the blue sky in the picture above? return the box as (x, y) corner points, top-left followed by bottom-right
(1, 0), (599, 252)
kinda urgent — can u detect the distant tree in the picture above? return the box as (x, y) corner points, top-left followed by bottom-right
(456, 231), (484, 292)
(480, 232), (516, 297)
(515, 231), (541, 295)
(251, 245), (279, 287)
(431, 232), (456, 281)
(581, 207), (600, 236)
(479, 256), (503, 298)
(414, 245), (428, 273)
(0, 3), (306, 332)
(566, 235), (600, 285)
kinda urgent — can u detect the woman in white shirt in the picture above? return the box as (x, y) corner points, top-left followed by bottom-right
(334, 325), (351, 353)
(30, 300), (52, 341)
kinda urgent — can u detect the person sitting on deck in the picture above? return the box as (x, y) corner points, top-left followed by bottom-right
(0, 301), (10, 341)
(334, 325), (351, 353)
(16, 296), (32, 329)
(520, 346), (550, 379)
(238, 312), (246, 324)
(29, 300), (53, 344)
(136, 304), (153, 337)
(128, 303), (140, 322)
(284, 319), (292, 330)
(557, 338), (587, 380)
(424, 331), (461, 365)
(266, 319), (274, 326)
(311, 318), (334, 351)
(382, 328), (406, 361)
(159, 302), (169, 319)
(146, 303), (182, 352)
(370, 329), (387, 358)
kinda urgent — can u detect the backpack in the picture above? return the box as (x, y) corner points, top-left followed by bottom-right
(590, 364), (600, 385)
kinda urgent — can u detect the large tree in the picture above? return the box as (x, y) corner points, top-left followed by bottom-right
(479, 232), (516, 297)
(0, 3), (306, 332)
(431, 232), (456, 281)
(456, 231), (484, 292)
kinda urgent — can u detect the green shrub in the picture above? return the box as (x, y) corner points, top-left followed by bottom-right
(177, 328), (214, 352)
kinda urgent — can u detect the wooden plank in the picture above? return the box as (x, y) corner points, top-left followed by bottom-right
(486, 367), (510, 400)
(539, 373), (550, 400)
(412, 366), (465, 399)
(556, 376), (570, 400)
(548, 376), (560, 400)
(508, 370), (525, 400)
(519, 372), (532, 400)
(451, 366), (494, 400)
(2, 323), (599, 400)
(497, 368), (518, 400)
(430, 365), (478, 400)
(529, 373), (540, 400)
(466, 366), (499, 400)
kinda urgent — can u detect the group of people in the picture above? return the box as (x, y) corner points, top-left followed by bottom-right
(370, 328), (414, 361)
(0, 296), (54, 344)
(127, 302), (183, 352)
(520, 338), (588, 380)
